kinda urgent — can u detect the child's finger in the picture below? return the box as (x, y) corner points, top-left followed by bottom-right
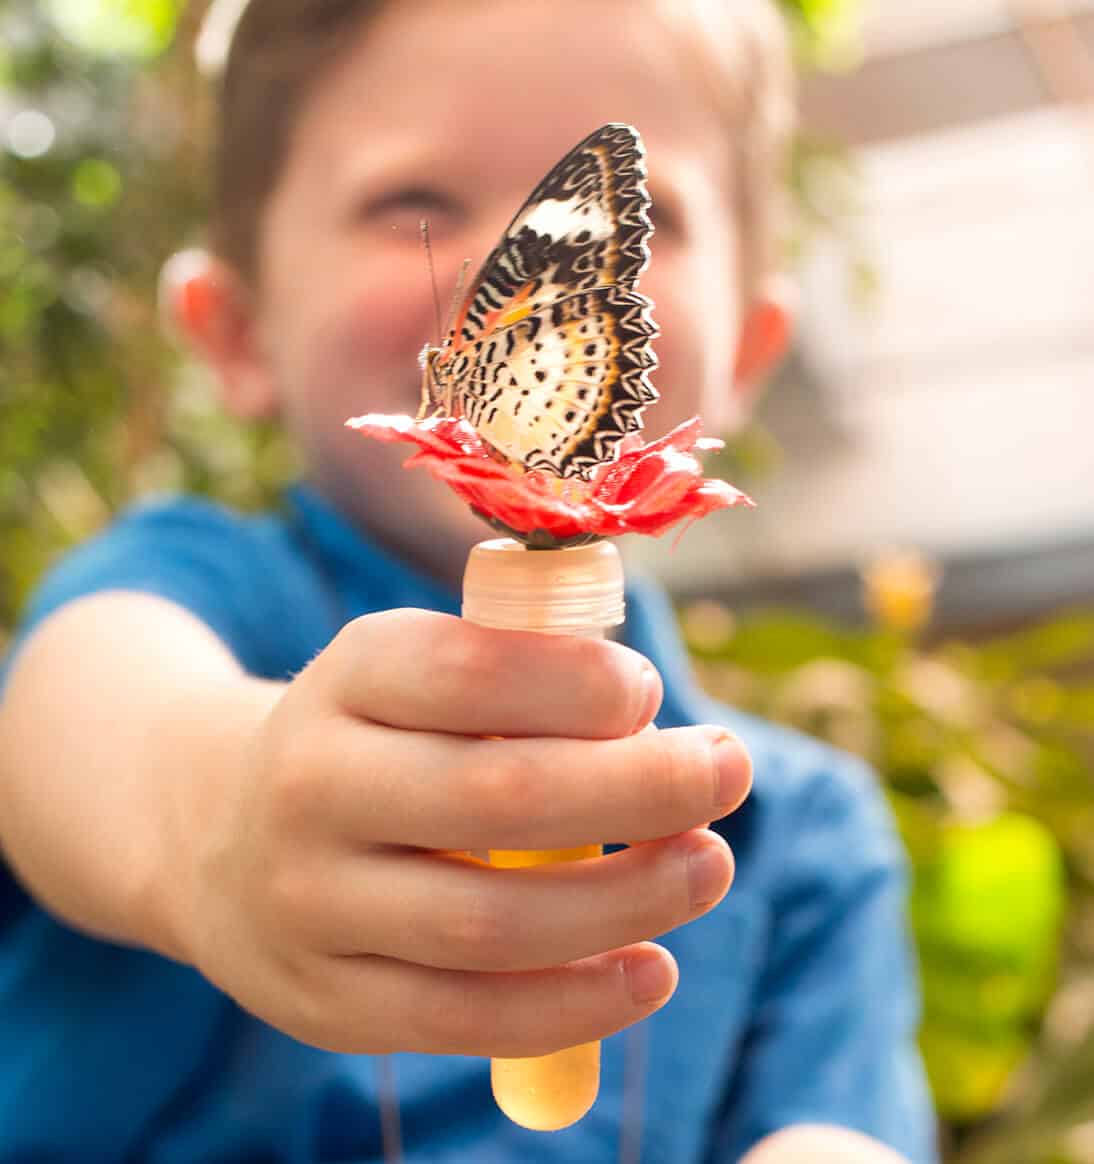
(318, 607), (661, 739)
(304, 830), (733, 971)
(301, 942), (680, 1058)
(311, 721), (751, 850)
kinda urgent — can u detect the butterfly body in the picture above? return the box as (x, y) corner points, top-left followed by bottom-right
(420, 123), (659, 480)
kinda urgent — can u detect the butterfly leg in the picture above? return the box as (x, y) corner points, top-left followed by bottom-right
(416, 364), (433, 422)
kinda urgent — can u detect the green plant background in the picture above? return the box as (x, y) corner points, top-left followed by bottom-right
(4, 2), (1093, 1159)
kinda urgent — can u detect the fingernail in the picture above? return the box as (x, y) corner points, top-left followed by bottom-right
(631, 663), (662, 734)
(712, 733), (750, 812)
(626, 945), (677, 1005)
(687, 839), (732, 909)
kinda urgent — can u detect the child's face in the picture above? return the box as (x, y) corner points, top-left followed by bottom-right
(219, 0), (785, 582)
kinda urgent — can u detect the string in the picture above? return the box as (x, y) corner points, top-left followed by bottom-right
(377, 1028), (647, 1163)
(378, 1056), (404, 1163)
(619, 1024), (648, 1164)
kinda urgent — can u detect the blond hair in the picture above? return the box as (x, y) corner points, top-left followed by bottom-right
(648, 0), (796, 296)
(209, 0), (795, 298)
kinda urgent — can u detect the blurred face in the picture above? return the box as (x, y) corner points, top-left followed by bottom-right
(250, 0), (748, 585)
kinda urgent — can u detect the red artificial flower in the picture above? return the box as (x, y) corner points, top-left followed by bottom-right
(345, 412), (753, 549)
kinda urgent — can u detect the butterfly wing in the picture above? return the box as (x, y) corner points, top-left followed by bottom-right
(433, 123), (659, 478)
(451, 285), (656, 478)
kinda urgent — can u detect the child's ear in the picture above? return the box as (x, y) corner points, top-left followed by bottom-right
(159, 249), (279, 421)
(733, 276), (796, 399)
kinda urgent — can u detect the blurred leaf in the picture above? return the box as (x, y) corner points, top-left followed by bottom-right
(777, 0), (865, 70)
(920, 1022), (1029, 1124)
(707, 419), (785, 484)
(714, 609), (901, 675)
(972, 614), (1094, 682)
(43, 0), (182, 60)
(71, 158), (122, 208)
(953, 1025), (1094, 1163)
(912, 814), (1063, 987)
(913, 815), (1065, 1124)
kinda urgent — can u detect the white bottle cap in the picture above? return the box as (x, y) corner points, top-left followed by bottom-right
(462, 539), (625, 635)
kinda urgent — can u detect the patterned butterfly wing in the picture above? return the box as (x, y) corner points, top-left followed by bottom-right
(427, 123), (659, 479)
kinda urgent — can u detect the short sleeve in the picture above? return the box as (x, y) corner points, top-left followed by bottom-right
(1, 496), (317, 693)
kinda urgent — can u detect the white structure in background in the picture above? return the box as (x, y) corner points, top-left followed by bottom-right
(860, 0), (1094, 57)
(761, 108), (1092, 570)
(628, 42), (1094, 623)
(639, 108), (1094, 592)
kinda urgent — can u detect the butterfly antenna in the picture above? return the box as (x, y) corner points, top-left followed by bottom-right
(419, 218), (444, 345)
(445, 258), (472, 334)
(439, 259), (472, 414)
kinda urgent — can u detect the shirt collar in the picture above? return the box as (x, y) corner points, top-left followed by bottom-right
(284, 483), (460, 619)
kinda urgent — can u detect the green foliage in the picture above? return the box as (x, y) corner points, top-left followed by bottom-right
(914, 815), (1064, 1121)
(682, 595), (1094, 1158)
(0, 0), (291, 633)
(43, 0), (182, 60)
(778, 0), (866, 70)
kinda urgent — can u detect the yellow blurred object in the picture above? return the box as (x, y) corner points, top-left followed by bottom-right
(489, 844), (602, 1130)
(917, 1022), (1027, 1123)
(679, 599), (736, 654)
(861, 548), (940, 634)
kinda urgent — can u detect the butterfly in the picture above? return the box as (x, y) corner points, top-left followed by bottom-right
(418, 122), (659, 480)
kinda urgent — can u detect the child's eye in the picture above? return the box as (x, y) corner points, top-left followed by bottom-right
(360, 187), (465, 238)
(647, 199), (680, 238)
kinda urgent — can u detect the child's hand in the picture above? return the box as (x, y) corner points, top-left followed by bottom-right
(176, 608), (750, 1057)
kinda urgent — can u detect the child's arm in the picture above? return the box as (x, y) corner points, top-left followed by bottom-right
(0, 591), (749, 1057)
(0, 591), (277, 955)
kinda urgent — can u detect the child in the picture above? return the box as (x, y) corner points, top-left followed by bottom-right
(0, 1), (937, 1160)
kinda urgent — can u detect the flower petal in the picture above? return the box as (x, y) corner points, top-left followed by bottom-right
(345, 412), (752, 545)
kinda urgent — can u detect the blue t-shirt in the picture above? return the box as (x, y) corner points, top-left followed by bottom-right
(0, 485), (937, 1163)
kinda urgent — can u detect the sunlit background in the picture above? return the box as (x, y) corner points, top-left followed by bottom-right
(2, 2), (1094, 1160)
